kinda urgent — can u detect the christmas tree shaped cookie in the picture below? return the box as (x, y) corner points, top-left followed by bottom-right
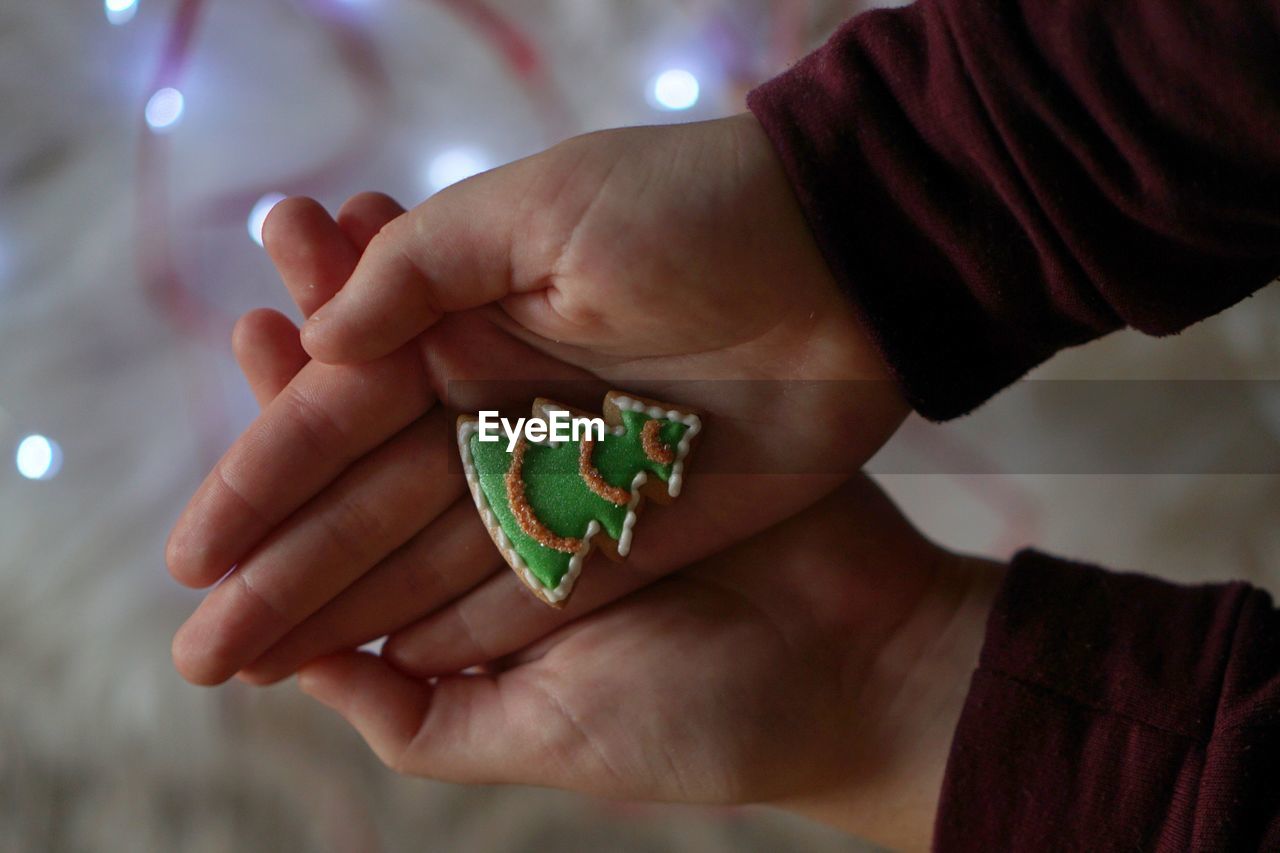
(457, 391), (701, 606)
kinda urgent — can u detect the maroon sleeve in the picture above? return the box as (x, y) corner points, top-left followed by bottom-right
(934, 550), (1280, 850)
(748, 0), (1280, 420)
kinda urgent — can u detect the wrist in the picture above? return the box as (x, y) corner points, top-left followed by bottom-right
(781, 551), (1005, 849)
(725, 109), (910, 418)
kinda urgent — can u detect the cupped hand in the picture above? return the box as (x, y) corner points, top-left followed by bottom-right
(166, 115), (908, 687)
(191, 301), (999, 849)
(299, 475), (1002, 851)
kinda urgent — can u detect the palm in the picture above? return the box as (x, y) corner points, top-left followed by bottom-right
(338, 308), (897, 674)
(486, 567), (842, 804)
(484, 117), (856, 367)
(309, 475), (952, 810)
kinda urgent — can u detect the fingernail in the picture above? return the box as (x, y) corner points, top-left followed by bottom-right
(296, 669), (316, 696)
(297, 667), (339, 708)
(300, 314), (324, 349)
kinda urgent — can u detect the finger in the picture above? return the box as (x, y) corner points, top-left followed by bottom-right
(297, 652), (583, 786)
(497, 474), (937, 676)
(336, 191), (405, 250)
(382, 473), (844, 676)
(301, 168), (535, 364)
(232, 309), (309, 408)
(237, 499), (502, 685)
(164, 347), (433, 588)
(230, 320), (606, 683)
(383, 563), (624, 677)
(291, 475), (902, 692)
(298, 652), (434, 771)
(262, 197), (360, 319)
(168, 306), (601, 591)
(171, 408), (461, 685)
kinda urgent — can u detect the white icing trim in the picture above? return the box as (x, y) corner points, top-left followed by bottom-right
(461, 420), (594, 603)
(609, 396), (701, 497)
(616, 470), (647, 557)
(458, 396), (700, 601)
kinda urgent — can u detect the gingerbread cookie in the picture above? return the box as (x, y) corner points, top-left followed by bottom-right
(457, 391), (701, 606)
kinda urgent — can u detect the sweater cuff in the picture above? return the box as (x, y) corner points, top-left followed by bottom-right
(745, 4), (1118, 421)
(745, 19), (1057, 420)
(933, 549), (1278, 850)
(750, 0), (1280, 420)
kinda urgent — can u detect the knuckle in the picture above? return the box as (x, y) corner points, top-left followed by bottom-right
(451, 602), (497, 662)
(234, 569), (293, 628)
(321, 490), (386, 558)
(278, 383), (346, 458)
(365, 223), (402, 257)
(215, 459), (271, 532)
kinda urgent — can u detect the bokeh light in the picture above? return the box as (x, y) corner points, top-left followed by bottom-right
(105, 0), (138, 26)
(247, 193), (287, 247)
(649, 69), (700, 111)
(144, 87), (185, 132)
(425, 148), (488, 193)
(15, 434), (62, 481)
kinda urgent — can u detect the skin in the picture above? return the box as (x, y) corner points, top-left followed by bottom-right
(225, 194), (1003, 851)
(309, 482), (1002, 852)
(166, 114), (909, 687)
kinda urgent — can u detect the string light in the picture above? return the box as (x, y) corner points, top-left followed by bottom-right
(649, 69), (700, 111)
(15, 434), (61, 481)
(247, 193), (287, 247)
(128, 0), (567, 463)
(145, 88), (185, 133)
(105, 0), (138, 26)
(425, 148), (488, 193)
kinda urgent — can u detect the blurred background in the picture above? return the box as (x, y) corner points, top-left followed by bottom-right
(0, 0), (1275, 850)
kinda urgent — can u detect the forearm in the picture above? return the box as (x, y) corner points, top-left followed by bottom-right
(749, 0), (1280, 420)
(775, 544), (1280, 850)
(937, 551), (1280, 849)
(776, 554), (1006, 850)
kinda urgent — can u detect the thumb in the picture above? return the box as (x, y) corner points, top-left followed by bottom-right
(299, 173), (520, 364)
(298, 651), (588, 787)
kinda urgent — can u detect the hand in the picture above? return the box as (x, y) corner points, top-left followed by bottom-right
(167, 114), (908, 686)
(297, 476), (1003, 851)
(219, 305), (999, 848)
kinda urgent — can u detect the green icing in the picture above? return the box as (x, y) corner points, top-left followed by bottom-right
(468, 410), (691, 590)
